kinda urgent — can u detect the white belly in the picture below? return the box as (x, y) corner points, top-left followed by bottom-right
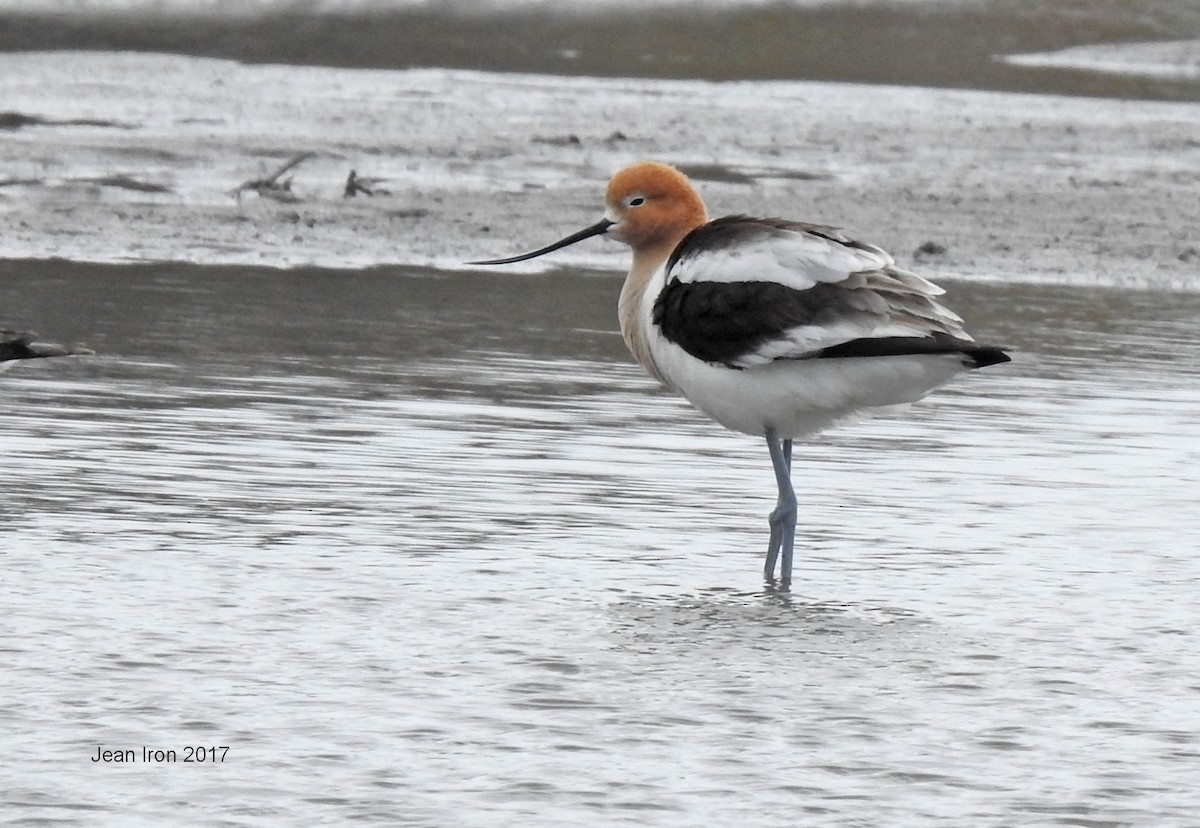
(651, 336), (969, 439)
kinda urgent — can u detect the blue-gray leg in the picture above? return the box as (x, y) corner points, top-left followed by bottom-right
(763, 429), (797, 590)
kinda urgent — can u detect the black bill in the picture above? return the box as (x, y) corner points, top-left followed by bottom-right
(468, 218), (614, 265)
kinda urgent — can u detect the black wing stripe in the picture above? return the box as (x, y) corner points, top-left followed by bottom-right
(653, 279), (865, 366)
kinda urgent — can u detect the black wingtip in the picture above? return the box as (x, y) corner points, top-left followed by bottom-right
(811, 336), (1012, 367)
(966, 346), (1011, 369)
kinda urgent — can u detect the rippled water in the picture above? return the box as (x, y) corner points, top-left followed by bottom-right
(3, 262), (1199, 826)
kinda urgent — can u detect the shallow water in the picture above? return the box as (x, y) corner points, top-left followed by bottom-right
(4, 0), (1200, 101)
(3, 262), (1199, 825)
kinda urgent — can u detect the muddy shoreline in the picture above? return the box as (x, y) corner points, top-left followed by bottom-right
(0, 53), (1196, 290)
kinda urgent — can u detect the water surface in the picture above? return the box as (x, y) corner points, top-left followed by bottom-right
(3, 0), (1200, 100)
(3, 262), (1198, 825)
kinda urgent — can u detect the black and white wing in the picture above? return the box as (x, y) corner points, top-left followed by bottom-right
(652, 216), (1005, 368)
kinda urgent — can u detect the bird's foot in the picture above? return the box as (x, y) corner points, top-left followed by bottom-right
(763, 496), (797, 588)
(764, 575), (792, 593)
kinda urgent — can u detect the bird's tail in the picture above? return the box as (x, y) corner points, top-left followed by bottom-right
(963, 346), (1011, 369)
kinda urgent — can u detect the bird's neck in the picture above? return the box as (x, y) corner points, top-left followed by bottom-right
(618, 242), (677, 387)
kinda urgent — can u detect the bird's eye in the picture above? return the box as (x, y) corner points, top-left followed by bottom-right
(628, 196), (645, 207)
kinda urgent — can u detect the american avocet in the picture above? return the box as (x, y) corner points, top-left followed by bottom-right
(1, 329), (93, 364)
(471, 162), (1010, 590)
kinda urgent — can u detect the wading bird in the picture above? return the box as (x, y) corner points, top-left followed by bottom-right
(1, 329), (93, 366)
(471, 162), (1009, 590)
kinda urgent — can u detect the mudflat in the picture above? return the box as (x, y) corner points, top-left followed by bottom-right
(0, 51), (1196, 288)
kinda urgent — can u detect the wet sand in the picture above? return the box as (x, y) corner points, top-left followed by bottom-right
(0, 51), (1197, 290)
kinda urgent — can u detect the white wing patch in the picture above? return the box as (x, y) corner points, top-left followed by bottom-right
(671, 223), (896, 292)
